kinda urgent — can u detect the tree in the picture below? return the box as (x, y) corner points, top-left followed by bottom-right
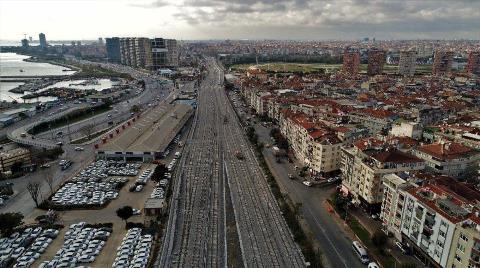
(269, 128), (280, 138)
(116, 206), (133, 227)
(130, 105), (141, 114)
(43, 169), (55, 195)
(372, 230), (388, 248)
(27, 182), (42, 207)
(277, 137), (289, 151)
(0, 212), (24, 236)
(152, 164), (168, 182)
(79, 123), (95, 140)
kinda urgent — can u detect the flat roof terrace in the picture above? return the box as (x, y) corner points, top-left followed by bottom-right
(99, 102), (193, 154)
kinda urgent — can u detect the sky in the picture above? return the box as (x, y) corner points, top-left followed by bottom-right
(1, 0), (479, 41)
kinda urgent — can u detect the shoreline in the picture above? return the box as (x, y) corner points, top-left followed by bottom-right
(23, 56), (81, 72)
(2, 53), (81, 94)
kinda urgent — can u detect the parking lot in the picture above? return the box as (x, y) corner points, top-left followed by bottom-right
(48, 161), (141, 209)
(112, 228), (153, 267)
(0, 227), (60, 267)
(38, 222), (111, 267)
(30, 163), (157, 268)
(4, 114), (187, 268)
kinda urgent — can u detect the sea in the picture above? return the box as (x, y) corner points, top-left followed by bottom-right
(0, 53), (116, 103)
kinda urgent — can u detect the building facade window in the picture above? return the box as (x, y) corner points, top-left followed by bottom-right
(460, 233), (469, 242)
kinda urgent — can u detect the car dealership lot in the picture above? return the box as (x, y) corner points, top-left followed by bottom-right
(31, 163), (156, 268)
(46, 160), (141, 209)
(112, 228), (153, 268)
(0, 227), (60, 268)
(38, 222), (110, 267)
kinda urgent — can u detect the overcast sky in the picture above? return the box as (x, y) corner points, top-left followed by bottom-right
(1, 0), (479, 41)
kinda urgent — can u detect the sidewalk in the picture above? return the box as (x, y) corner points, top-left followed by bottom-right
(350, 209), (423, 267)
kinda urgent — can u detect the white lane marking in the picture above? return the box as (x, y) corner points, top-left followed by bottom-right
(304, 206), (349, 268)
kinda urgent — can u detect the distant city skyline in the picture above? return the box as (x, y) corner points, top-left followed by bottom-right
(1, 0), (479, 41)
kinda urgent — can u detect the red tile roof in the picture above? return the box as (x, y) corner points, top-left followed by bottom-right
(417, 142), (476, 160)
(372, 149), (423, 164)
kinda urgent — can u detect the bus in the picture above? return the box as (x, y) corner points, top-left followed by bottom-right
(352, 241), (370, 264)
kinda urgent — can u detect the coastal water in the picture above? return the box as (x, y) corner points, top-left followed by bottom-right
(0, 53), (76, 76)
(0, 53), (116, 103)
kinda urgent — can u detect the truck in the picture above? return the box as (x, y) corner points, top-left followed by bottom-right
(272, 146), (287, 157)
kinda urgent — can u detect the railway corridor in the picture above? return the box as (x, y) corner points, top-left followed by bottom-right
(157, 58), (305, 268)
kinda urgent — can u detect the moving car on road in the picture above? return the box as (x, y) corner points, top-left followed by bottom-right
(302, 181), (312, 187)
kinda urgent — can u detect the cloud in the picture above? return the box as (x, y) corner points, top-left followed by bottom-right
(128, 0), (480, 39)
(130, 0), (172, 8)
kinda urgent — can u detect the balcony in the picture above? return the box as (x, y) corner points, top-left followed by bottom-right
(415, 208), (424, 219)
(470, 254), (480, 264)
(473, 243), (480, 253)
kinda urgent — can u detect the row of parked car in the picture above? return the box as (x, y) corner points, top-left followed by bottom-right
(150, 169), (172, 199)
(150, 187), (165, 199)
(51, 181), (122, 206)
(0, 227), (59, 268)
(77, 161), (141, 182)
(112, 228), (152, 268)
(40, 222), (111, 267)
(135, 169), (153, 185)
(167, 158), (178, 172)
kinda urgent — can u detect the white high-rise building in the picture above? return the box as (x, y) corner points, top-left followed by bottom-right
(398, 50), (417, 76)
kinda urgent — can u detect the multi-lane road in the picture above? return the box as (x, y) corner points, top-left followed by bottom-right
(0, 65), (172, 218)
(157, 58), (305, 267)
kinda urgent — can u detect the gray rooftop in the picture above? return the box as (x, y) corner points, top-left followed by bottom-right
(100, 102), (193, 153)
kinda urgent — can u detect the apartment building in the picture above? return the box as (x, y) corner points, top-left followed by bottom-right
(166, 39), (179, 67)
(433, 50), (454, 76)
(279, 111), (343, 175)
(106, 37), (121, 63)
(413, 142), (480, 178)
(134, 37), (152, 68)
(390, 121), (423, 140)
(117, 37), (178, 70)
(411, 105), (446, 125)
(406, 177), (480, 267)
(466, 51), (480, 75)
(398, 50), (417, 76)
(446, 217), (480, 268)
(348, 108), (397, 135)
(381, 173), (420, 241)
(119, 38), (132, 66)
(342, 49), (360, 75)
(367, 48), (386, 76)
(0, 148), (31, 173)
(382, 174), (480, 268)
(150, 38), (178, 69)
(341, 140), (424, 209)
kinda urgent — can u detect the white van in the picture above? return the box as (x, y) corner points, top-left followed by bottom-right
(352, 241), (370, 264)
(368, 262), (380, 268)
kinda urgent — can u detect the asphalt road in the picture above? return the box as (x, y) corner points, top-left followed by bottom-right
(229, 91), (364, 268)
(0, 65), (173, 219)
(37, 81), (173, 143)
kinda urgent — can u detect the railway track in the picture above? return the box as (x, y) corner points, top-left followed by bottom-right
(156, 58), (304, 268)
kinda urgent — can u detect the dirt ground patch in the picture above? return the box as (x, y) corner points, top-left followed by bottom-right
(30, 164), (156, 268)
